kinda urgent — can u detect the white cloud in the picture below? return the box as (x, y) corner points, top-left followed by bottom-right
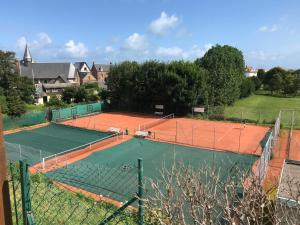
(156, 47), (184, 57)
(258, 24), (279, 32)
(149, 11), (179, 35)
(35, 32), (52, 46)
(124, 33), (147, 50)
(16, 32), (52, 51)
(248, 50), (282, 61)
(105, 46), (115, 53)
(156, 43), (213, 59)
(16, 36), (27, 50)
(64, 40), (88, 57)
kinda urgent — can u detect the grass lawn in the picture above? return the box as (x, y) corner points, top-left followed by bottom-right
(224, 94), (300, 128)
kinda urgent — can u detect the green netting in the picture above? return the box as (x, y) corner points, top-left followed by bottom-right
(2, 112), (46, 131)
(47, 138), (258, 202)
(5, 123), (113, 156)
(52, 102), (103, 121)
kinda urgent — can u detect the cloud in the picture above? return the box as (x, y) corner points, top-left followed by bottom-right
(156, 47), (184, 57)
(149, 11), (179, 35)
(34, 32), (52, 47)
(248, 50), (283, 61)
(64, 40), (88, 57)
(124, 33), (148, 50)
(258, 24), (279, 32)
(16, 36), (27, 50)
(156, 43), (213, 60)
(16, 32), (52, 51)
(105, 46), (115, 54)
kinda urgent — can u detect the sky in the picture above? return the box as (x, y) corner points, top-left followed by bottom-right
(1, 0), (300, 69)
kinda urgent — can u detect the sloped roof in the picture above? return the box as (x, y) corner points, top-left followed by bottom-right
(43, 83), (77, 89)
(74, 62), (90, 71)
(93, 64), (111, 72)
(20, 62), (76, 82)
(23, 44), (32, 61)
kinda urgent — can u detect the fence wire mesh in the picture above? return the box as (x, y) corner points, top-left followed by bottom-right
(255, 112), (281, 181)
(8, 160), (142, 225)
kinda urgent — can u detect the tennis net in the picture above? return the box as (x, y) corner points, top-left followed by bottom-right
(139, 113), (174, 131)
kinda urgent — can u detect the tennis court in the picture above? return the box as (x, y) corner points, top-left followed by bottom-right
(148, 118), (270, 155)
(5, 123), (115, 163)
(290, 130), (300, 161)
(61, 111), (161, 134)
(46, 138), (258, 202)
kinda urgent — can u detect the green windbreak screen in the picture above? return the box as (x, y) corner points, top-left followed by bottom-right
(47, 138), (258, 202)
(52, 102), (103, 121)
(5, 123), (113, 156)
(3, 112), (46, 131)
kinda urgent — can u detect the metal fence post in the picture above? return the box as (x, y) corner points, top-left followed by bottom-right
(20, 160), (35, 225)
(138, 158), (144, 225)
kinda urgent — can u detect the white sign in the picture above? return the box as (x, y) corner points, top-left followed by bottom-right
(193, 107), (205, 113)
(155, 105), (164, 109)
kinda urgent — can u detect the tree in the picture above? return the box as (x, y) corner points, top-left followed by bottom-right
(46, 95), (65, 108)
(105, 61), (139, 110)
(257, 69), (266, 82)
(240, 77), (255, 98)
(268, 73), (283, 94)
(196, 45), (245, 106)
(282, 74), (298, 96)
(62, 86), (77, 103)
(146, 162), (300, 225)
(74, 86), (88, 103)
(0, 50), (34, 104)
(6, 88), (26, 118)
(250, 76), (261, 90)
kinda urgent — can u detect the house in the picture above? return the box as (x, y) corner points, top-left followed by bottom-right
(18, 45), (80, 104)
(245, 66), (257, 77)
(90, 62), (111, 89)
(74, 62), (97, 84)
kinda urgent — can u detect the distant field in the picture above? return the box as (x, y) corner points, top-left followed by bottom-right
(224, 95), (300, 128)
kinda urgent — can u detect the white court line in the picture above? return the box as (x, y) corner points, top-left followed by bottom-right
(216, 125), (243, 143)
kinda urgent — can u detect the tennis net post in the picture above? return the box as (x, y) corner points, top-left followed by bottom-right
(42, 133), (118, 171)
(139, 113), (174, 131)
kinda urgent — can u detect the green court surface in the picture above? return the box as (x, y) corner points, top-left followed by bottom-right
(46, 138), (258, 202)
(5, 123), (113, 161)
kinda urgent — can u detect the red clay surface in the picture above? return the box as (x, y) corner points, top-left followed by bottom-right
(149, 118), (270, 155)
(263, 130), (289, 188)
(62, 112), (160, 134)
(290, 130), (300, 161)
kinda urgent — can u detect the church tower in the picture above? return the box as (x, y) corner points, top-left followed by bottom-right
(22, 44), (32, 66)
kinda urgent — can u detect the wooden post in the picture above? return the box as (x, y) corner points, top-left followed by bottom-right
(0, 111), (13, 225)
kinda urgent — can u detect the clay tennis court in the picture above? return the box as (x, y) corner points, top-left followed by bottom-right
(148, 118), (270, 155)
(290, 130), (300, 161)
(61, 112), (270, 155)
(61, 112), (160, 134)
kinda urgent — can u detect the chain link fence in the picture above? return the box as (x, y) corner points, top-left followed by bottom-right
(8, 158), (144, 225)
(192, 106), (300, 129)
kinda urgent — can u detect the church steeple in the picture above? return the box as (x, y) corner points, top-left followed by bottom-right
(23, 44), (32, 65)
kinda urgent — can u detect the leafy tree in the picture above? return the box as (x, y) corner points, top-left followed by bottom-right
(17, 76), (35, 103)
(250, 76), (261, 90)
(0, 95), (8, 113)
(268, 73), (283, 94)
(105, 61), (139, 110)
(46, 95), (65, 108)
(240, 78), (255, 98)
(0, 50), (34, 104)
(282, 74), (298, 96)
(196, 45), (245, 105)
(257, 69), (266, 82)
(62, 86), (77, 103)
(6, 88), (26, 118)
(74, 86), (88, 103)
